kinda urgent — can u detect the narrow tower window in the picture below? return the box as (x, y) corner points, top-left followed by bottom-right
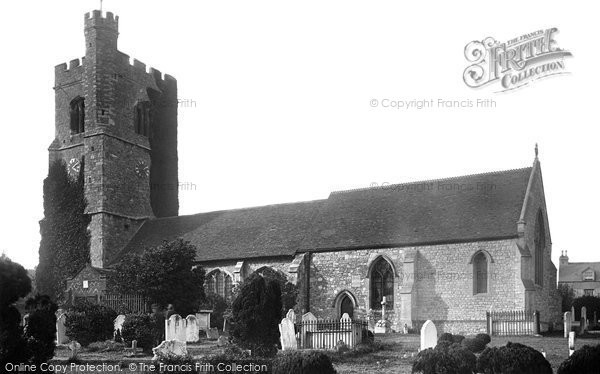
(134, 101), (151, 136)
(70, 97), (85, 134)
(473, 252), (488, 294)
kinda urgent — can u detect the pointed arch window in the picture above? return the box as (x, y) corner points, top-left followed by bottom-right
(473, 252), (488, 294)
(370, 258), (394, 309)
(206, 270), (232, 300)
(534, 210), (546, 286)
(70, 97), (85, 134)
(134, 101), (151, 136)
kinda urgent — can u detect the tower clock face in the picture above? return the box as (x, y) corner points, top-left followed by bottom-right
(135, 160), (149, 178)
(68, 158), (81, 176)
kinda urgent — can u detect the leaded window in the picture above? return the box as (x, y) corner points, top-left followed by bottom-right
(370, 258), (394, 309)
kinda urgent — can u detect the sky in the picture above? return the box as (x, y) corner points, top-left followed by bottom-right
(0, 0), (597, 270)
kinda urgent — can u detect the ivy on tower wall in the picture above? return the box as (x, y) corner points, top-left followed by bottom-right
(37, 159), (90, 302)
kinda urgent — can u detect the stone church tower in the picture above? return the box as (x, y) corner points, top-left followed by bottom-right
(49, 10), (178, 268)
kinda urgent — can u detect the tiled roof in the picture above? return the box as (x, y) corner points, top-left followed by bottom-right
(300, 167), (533, 251)
(559, 262), (600, 283)
(116, 200), (325, 263)
(117, 167), (533, 263)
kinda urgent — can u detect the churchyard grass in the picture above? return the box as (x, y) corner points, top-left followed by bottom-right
(331, 332), (600, 374)
(50, 332), (600, 373)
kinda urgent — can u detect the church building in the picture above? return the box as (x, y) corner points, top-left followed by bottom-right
(54, 10), (561, 334)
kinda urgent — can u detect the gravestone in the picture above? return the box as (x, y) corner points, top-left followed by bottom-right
(279, 316), (297, 351)
(403, 323), (409, 335)
(152, 340), (188, 360)
(68, 341), (81, 359)
(166, 314), (187, 342)
(125, 340), (143, 357)
(581, 307), (588, 333)
(195, 310), (212, 331)
(206, 327), (219, 340)
(186, 315), (199, 342)
(571, 306), (576, 322)
(375, 296), (390, 334)
(420, 320), (437, 351)
(564, 312), (572, 338)
(286, 309), (296, 323)
(301, 312), (317, 348)
(568, 332), (575, 356)
(113, 314), (126, 341)
(223, 318), (231, 333)
(56, 313), (68, 345)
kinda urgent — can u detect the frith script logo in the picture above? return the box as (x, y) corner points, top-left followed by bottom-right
(463, 28), (572, 92)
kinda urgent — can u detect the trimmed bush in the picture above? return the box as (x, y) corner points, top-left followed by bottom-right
(438, 333), (454, 343)
(65, 302), (117, 346)
(475, 333), (491, 345)
(452, 334), (465, 344)
(23, 295), (58, 368)
(272, 351), (335, 374)
(121, 314), (154, 351)
(477, 342), (552, 374)
(230, 274), (282, 357)
(557, 344), (600, 374)
(413, 342), (476, 374)
(461, 337), (488, 354)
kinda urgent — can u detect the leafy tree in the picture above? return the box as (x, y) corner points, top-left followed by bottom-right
(0, 255), (32, 367)
(37, 160), (90, 301)
(109, 239), (206, 316)
(558, 283), (576, 313)
(230, 274), (282, 357)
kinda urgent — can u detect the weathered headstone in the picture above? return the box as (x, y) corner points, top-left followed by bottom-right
(152, 340), (188, 360)
(125, 340), (143, 357)
(301, 312), (317, 348)
(56, 313), (68, 345)
(223, 318), (231, 333)
(206, 327), (219, 340)
(165, 314), (186, 342)
(279, 316), (297, 351)
(286, 309), (296, 323)
(185, 315), (199, 342)
(581, 307), (588, 333)
(568, 331), (575, 356)
(403, 323), (409, 335)
(420, 320), (437, 351)
(113, 314), (126, 341)
(68, 340), (81, 359)
(571, 306), (576, 322)
(564, 312), (572, 338)
(195, 310), (212, 331)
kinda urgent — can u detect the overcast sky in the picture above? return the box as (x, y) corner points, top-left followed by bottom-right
(0, 0), (597, 269)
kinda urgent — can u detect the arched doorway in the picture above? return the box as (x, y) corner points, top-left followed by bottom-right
(340, 295), (354, 319)
(333, 290), (357, 319)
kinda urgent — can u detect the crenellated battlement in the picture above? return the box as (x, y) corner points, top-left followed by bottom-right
(84, 10), (118, 32)
(55, 57), (85, 82)
(117, 52), (177, 84)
